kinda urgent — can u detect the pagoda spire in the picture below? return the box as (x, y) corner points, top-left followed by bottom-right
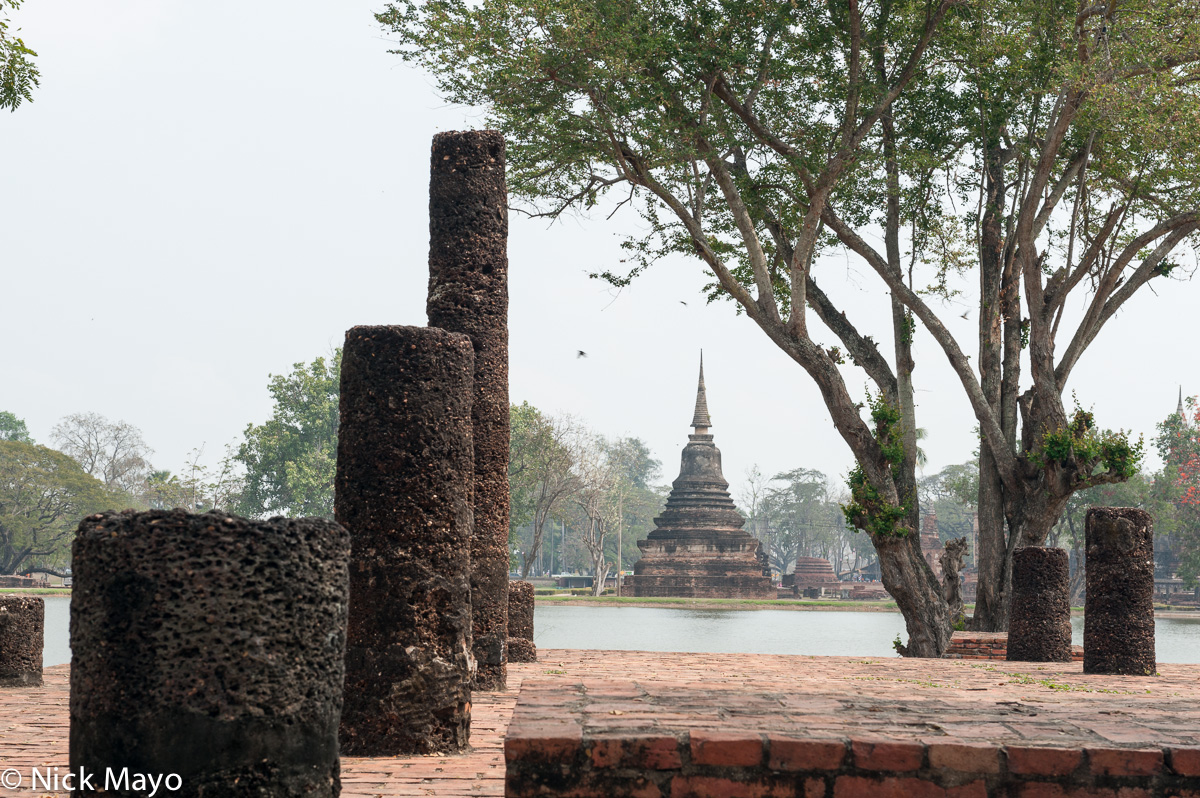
(1179, 386), (1186, 419)
(691, 351), (711, 432)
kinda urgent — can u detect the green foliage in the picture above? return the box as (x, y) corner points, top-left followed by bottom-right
(0, 411), (32, 443)
(899, 312), (916, 347)
(844, 464), (911, 539)
(1030, 402), (1144, 482)
(843, 394), (912, 539)
(234, 351), (340, 519)
(0, 439), (114, 573)
(1153, 396), (1200, 585)
(0, 0), (38, 111)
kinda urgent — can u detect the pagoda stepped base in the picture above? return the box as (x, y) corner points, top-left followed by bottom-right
(624, 574), (774, 599)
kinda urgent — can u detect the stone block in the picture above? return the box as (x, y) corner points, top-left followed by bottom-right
(1008, 547), (1072, 662)
(508, 637), (537, 663)
(70, 509), (349, 797)
(509, 580), (534, 639)
(337, 324), (475, 755)
(427, 130), (511, 691)
(0, 595), (42, 687)
(1084, 507), (1156, 675)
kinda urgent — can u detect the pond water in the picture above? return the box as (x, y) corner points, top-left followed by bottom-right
(533, 604), (1200, 663)
(37, 596), (1200, 665)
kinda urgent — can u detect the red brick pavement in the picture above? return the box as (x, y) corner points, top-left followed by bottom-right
(2, 652), (1199, 797)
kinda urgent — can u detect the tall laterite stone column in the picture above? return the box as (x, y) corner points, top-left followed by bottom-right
(338, 325), (476, 754)
(1007, 547), (1072, 662)
(427, 130), (511, 690)
(1084, 507), (1156, 675)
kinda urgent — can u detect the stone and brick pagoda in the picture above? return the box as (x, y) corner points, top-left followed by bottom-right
(626, 356), (773, 599)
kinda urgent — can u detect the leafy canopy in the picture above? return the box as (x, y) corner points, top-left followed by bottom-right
(234, 351), (340, 519)
(0, 439), (113, 573)
(0, 411), (33, 443)
(1, 0), (38, 111)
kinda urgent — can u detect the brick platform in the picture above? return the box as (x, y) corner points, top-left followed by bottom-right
(4, 652), (1200, 797)
(942, 631), (1084, 662)
(505, 655), (1200, 798)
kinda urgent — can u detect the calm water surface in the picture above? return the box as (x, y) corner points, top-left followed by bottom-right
(534, 604), (1200, 663)
(38, 596), (1200, 665)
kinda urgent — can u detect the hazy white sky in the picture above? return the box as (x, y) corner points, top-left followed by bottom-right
(3, 0), (1196, 497)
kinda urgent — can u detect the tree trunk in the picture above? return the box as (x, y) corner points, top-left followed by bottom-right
(873, 531), (950, 657)
(971, 141), (1010, 632)
(973, 446), (1009, 631)
(520, 514), (548, 580)
(940, 538), (968, 628)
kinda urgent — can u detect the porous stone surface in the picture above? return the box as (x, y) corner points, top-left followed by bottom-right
(338, 324), (476, 755)
(0, 595), (42, 687)
(508, 581), (534, 640)
(1008, 546), (1072, 662)
(427, 130), (510, 691)
(507, 638), (537, 663)
(69, 509), (349, 797)
(507, 581), (536, 663)
(1084, 506), (1156, 675)
(626, 359), (773, 599)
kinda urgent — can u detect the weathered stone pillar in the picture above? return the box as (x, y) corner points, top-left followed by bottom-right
(1007, 547), (1072, 662)
(70, 509), (349, 797)
(427, 130), (510, 690)
(1084, 507), (1156, 675)
(0, 595), (42, 687)
(338, 325), (476, 754)
(507, 581), (537, 663)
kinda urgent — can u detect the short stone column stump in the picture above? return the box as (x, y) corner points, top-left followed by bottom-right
(338, 325), (476, 755)
(0, 595), (43, 687)
(508, 581), (536, 663)
(1008, 546), (1072, 662)
(1084, 507), (1156, 675)
(70, 509), (350, 797)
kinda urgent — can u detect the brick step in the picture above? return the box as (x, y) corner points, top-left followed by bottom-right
(942, 631), (1084, 661)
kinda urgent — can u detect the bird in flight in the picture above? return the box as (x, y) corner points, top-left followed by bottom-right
(577, 350), (588, 358)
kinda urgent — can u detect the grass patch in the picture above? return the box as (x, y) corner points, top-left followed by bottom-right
(968, 663), (1140, 694)
(0, 588), (71, 595)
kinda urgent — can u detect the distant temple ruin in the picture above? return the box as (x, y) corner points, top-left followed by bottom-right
(625, 356), (773, 599)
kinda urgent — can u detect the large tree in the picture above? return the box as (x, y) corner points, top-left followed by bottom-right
(1158, 396), (1200, 583)
(386, 0), (1200, 653)
(235, 351), (340, 519)
(234, 348), (340, 516)
(52, 412), (153, 497)
(0, 411), (33, 443)
(509, 402), (581, 577)
(0, 439), (112, 573)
